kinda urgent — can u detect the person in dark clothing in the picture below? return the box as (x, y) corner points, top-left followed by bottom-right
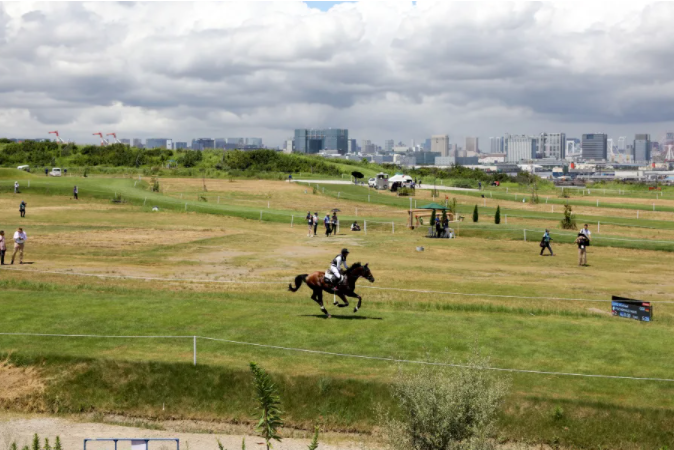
(73, 185), (79, 200)
(0, 230), (6, 265)
(435, 217), (442, 238)
(324, 213), (331, 237)
(540, 229), (554, 256)
(313, 212), (318, 236)
(331, 212), (338, 235)
(19, 201), (26, 218)
(44, 168), (48, 176)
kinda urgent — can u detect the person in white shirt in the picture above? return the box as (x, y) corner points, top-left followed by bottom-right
(14, 181), (19, 194)
(11, 227), (27, 265)
(579, 224), (592, 240)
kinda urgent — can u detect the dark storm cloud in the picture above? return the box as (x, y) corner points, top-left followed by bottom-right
(0, 1), (672, 144)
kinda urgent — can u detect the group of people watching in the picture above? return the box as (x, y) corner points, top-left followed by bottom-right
(539, 224), (592, 266)
(0, 227), (27, 265)
(432, 216), (454, 239)
(306, 211), (340, 237)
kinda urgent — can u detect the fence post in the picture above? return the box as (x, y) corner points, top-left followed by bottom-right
(291, 215), (294, 227)
(134, 181), (137, 187)
(28, 180), (30, 188)
(551, 205), (554, 213)
(364, 221), (367, 235)
(598, 221), (600, 233)
(392, 222), (395, 234)
(505, 214), (507, 224)
(144, 197), (147, 206)
(268, 201), (270, 209)
(193, 336), (197, 366)
(524, 229), (526, 241)
(260, 211), (263, 221)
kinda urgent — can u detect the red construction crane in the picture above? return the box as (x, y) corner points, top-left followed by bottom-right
(93, 132), (108, 146)
(48, 131), (65, 144)
(106, 133), (122, 144)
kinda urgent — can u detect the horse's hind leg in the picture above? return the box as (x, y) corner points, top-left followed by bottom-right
(314, 289), (331, 318)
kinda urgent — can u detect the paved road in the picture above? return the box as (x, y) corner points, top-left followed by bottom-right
(292, 179), (479, 192)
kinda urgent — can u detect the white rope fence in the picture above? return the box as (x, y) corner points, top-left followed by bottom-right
(0, 332), (672, 382)
(3, 266), (674, 304)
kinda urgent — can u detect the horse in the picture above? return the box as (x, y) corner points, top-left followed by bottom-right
(288, 263), (375, 318)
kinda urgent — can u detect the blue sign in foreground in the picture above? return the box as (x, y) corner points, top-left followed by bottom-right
(611, 296), (652, 322)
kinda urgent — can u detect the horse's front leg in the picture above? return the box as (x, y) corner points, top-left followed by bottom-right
(335, 292), (349, 308)
(344, 291), (362, 313)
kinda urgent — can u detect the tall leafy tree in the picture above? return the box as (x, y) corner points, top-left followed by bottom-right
(494, 205), (501, 224)
(472, 205), (479, 223)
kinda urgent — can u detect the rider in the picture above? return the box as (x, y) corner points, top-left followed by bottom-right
(326, 248), (349, 287)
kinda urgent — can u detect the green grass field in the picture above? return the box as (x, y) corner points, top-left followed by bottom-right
(1, 169), (673, 448)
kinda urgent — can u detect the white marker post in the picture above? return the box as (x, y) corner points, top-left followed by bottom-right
(392, 222), (395, 234)
(596, 199), (599, 207)
(524, 229), (527, 241)
(291, 215), (294, 227)
(598, 221), (600, 233)
(193, 336), (197, 366)
(144, 197), (147, 206)
(260, 211), (263, 220)
(217, 196), (220, 204)
(364, 221), (367, 235)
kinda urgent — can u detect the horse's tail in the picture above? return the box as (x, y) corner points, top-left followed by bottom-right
(288, 274), (308, 292)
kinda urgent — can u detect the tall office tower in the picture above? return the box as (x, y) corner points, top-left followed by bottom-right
(581, 134), (608, 160)
(618, 136), (626, 152)
(431, 135), (449, 157)
(294, 129), (349, 154)
(132, 138), (144, 148)
(192, 138), (215, 150)
(146, 138), (171, 149)
(633, 134), (652, 162)
(539, 133), (566, 159)
(384, 139), (394, 152)
(465, 137), (478, 154)
(505, 134), (537, 162)
(489, 137), (504, 153)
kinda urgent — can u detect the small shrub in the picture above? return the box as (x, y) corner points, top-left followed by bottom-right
(473, 204), (479, 223)
(560, 204), (576, 230)
(32, 434), (39, 450)
(152, 178), (160, 192)
(552, 406), (564, 421)
(494, 205), (501, 224)
(312, 186), (317, 195)
(307, 426), (319, 450)
(250, 362), (284, 450)
(54, 438), (63, 450)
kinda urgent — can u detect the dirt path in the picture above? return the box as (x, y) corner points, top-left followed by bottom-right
(0, 414), (374, 450)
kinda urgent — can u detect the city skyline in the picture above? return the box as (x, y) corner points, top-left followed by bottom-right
(1, 2), (673, 147)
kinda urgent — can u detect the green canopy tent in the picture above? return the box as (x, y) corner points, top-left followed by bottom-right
(418, 202), (449, 210)
(410, 203), (458, 236)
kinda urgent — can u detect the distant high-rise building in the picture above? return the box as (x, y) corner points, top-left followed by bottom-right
(581, 134), (608, 160)
(361, 139), (375, 154)
(347, 139), (358, 154)
(384, 139), (394, 152)
(633, 134), (651, 162)
(146, 138), (172, 149)
(465, 137), (479, 154)
(192, 138), (215, 150)
(132, 138), (144, 149)
(618, 137), (626, 152)
(539, 133), (566, 159)
(283, 139), (294, 154)
(505, 134), (537, 162)
(227, 138), (244, 145)
(174, 142), (188, 150)
(246, 138), (263, 147)
(294, 129), (348, 154)
(120, 138), (131, 145)
(431, 135), (449, 157)
(489, 137), (503, 153)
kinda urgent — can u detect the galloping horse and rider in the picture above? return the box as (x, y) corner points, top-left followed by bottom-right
(288, 248), (375, 318)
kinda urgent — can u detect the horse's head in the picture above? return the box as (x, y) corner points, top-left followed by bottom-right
(348, 262), (375, 283)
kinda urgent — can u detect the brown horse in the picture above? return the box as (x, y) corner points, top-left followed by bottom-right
(288, 263), (375, 317)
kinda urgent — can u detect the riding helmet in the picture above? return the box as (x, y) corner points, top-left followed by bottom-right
(341, 248), (349, 254)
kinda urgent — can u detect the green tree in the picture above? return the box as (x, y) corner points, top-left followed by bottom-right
(54, 437), (63, 450)
(44, 438), (52, 450)
(430, 209), (436, 228)
(494, 205), (501, 224)
(441, 208), (447, 225)
(560, 203), (577, 229)
(472, 204), (479, 223)
(250, 362), (284, 450)
(32, 434), (39, 450)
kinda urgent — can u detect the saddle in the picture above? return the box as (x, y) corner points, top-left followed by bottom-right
(325, 273), (347, 290)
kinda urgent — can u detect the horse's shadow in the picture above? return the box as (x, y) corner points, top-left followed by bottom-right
(299, 314), (383, 320)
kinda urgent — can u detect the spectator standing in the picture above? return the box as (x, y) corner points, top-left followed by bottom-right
(324, 213), (331, 237)
(478, 181), (482, 190)
(11, 227), (27, 265)
(0, 230), (6, 265)
(540, 229), (554, 256)
(331, 212), (338, 235)
(14, 181), (19, 194)
(73, 185), (79, 200)
(306, 211), (313, 237)
(44, 168), (48, 176)
(576, 232), (589, 266)
(579, 224), (592, 240)
(313, 212), (319, 237)
(19, 201), (26, 218)
(435, 216), (442, 238)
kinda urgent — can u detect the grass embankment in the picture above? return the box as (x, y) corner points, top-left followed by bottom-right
(1, 173), (674, 448)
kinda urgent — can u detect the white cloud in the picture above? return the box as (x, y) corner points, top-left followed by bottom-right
(0, 1), (672, 147)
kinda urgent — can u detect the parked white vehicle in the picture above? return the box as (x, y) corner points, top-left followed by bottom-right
(373, 172), (389, 190)
(368, 177), (376, 188)
(49, 168), (62, 177)
(17, 165), (30, 171)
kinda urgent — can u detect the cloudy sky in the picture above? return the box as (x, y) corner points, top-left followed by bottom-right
(1, 1), (673, 148)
